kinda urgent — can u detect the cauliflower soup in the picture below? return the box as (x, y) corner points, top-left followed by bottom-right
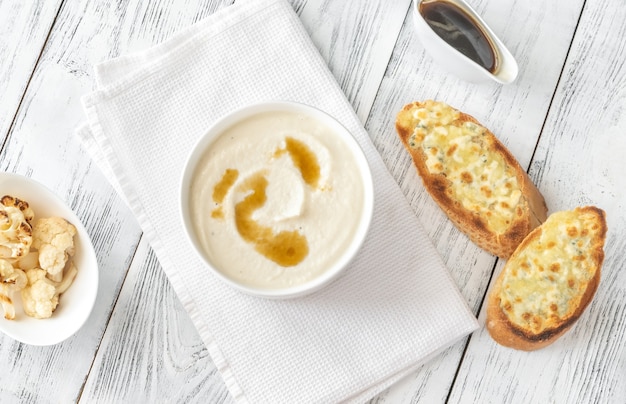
(188, 107), (370, 291)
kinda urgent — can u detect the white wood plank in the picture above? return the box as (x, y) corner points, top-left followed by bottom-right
(365, 0), (586, 402)
(0, 0), (62, 139)
(449, 0), (626, 401)
(297, 0), (412, 123)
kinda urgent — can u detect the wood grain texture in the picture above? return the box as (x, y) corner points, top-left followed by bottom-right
(449, 0), (626, 402)
(297, 0), (411, 123)
(0, 0), (62, 141)
(81, 239), (234, 403)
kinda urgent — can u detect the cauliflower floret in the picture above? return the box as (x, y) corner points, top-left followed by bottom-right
(31, 217), (77, 281)
(21, 269), (59, 319)
(1, 195), (34, 223)
(0, 258), (27, 320)
(0, 196), (33, 259)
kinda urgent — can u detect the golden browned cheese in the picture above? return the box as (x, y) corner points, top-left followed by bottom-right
(395, 100), (548, 258)
(487, 206), (607, 351)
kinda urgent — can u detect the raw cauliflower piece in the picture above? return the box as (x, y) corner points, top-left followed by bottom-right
(0, 258), (27, 320)
(0, 195), (34, 259)
(31, 217), (77, 281)
(21, 269), (59, 319)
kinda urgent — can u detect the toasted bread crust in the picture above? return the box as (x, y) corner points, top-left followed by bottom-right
(486, 206), (607, 350)
(395, 101), (547, 258)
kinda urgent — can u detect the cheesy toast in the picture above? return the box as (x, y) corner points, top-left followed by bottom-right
(395, 100), (547, 258)
(487, 206), (607, 350)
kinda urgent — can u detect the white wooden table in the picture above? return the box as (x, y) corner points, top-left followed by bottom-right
(1, 0), (624, 402)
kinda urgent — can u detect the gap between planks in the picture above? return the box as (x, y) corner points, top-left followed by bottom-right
(0, 2), (65, 155)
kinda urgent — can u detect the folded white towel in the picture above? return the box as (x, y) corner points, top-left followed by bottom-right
(78, 0), (478, 402)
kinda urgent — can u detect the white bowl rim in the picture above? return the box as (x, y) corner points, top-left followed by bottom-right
(0, 172), (99, 345)
(180, 101), (374, 299)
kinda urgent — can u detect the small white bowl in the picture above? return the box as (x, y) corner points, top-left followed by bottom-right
(0, 173), (98, 346)
(180, 101), (374, 299)
(413, 0), (518, 84)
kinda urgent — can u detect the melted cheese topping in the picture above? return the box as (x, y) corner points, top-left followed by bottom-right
(407, 101), (520, 234)
(499, 210), (601, 334)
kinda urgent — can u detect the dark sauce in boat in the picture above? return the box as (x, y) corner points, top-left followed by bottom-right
(419, 1), (497, 73)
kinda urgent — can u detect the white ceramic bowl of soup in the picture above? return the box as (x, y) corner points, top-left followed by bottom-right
(180, 101), (374, 299)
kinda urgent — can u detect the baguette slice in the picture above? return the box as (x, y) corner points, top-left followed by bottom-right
(395, 100), (547, 258)
(487, 206), (607, 351)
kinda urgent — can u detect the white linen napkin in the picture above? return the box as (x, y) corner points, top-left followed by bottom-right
(78, 0), (478, 402)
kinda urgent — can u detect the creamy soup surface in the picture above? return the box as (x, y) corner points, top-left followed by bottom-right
(190, 110), (365, 289)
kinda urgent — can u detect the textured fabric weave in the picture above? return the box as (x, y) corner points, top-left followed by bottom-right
(78, 0), (478, 402)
